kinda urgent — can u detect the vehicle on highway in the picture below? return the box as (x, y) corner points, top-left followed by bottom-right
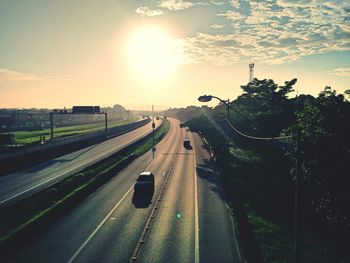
(134, 172), (155, 192)
(183, 139), (191, 149)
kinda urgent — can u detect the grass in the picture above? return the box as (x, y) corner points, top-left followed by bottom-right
(0, 119), (169, 247)
(13, 117), (137, 145)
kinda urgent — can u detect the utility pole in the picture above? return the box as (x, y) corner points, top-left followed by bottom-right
(227, 99), (230, 120)
(104, 112), (108, 137)
(50, 112), (54, 139)
(152, 105), (155, 158)
(295, 128), (302, 263)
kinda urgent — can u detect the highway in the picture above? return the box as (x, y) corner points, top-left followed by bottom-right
(0, 119), (161, 208)
(6, 118), (240, 263)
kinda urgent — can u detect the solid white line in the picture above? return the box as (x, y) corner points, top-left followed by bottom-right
(67, 185), (134, 263)
(192, 133), (200, 263)
(0, 124), (157, 205)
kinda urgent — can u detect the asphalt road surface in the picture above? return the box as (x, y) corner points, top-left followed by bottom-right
(0, 119), (161, 208)
(6, 118), (240, 263)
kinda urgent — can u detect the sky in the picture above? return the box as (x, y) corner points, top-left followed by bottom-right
(0, 0), (349, 110)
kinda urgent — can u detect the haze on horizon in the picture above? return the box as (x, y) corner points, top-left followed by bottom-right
(0, 0), (349, 110)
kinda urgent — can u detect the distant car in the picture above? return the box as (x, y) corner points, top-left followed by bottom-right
(183, 139), (191, 149)
(134, 172), (155, 192)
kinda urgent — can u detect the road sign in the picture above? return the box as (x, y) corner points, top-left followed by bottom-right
(72, 106), (100, 114)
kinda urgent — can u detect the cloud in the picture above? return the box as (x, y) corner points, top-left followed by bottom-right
(181, 0), (350, 65)
(327, 67), (350, 77)
(134, 0), (350, 65)
(210, 24), (227, 29)
(159, 0), (200, 11)
(135, 6), (163, 16)
(135, 1), (204, 17)
(0, 68), (74, 82)
(211, 0), (225, 6)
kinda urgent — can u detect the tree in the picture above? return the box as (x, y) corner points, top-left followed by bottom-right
(234, 78), (297, 137)
(295, 87), (350, 231)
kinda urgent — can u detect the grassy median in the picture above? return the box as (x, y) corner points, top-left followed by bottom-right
(0, 119), (169, 256)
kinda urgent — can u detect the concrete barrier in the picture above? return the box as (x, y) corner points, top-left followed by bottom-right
(0, 118), (150, 161)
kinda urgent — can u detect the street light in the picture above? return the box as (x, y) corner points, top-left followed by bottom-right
(198, 95), (230, 119)
(198, 95), (213, 102)
(200, 95), (262, 122)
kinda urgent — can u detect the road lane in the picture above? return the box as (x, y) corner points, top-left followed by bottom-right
(138, 127), (195, 263)
(0, 119), (161, 208)
(6, 119), (241, 263)
(6, 118), (179, 263)
(192, 132), (241, 263)
(69, 119), (181, 263)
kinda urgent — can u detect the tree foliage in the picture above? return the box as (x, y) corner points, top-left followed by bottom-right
(165, 80), (350, 249)
(295, 87), (350, 229)
(234, 78), (297, 136)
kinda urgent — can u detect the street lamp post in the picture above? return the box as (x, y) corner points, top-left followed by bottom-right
(295, 127), (302, 263)
(198, 95), (229, 119)
(152, 105), (156, 158)
(198, 95), (246, 121)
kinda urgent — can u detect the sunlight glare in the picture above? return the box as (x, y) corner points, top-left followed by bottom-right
(127, 27), (178, 79)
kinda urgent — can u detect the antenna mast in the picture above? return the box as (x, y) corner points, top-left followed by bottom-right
(249, 63), (254, 82)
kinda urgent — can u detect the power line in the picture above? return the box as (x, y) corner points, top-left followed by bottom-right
(224, 118), (293, 141)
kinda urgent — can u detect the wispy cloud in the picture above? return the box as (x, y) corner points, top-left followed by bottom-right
(327, 67), (350, 77)
(159, 0), (201, 11)
(135, 6), (163, 16)
(211, 0), (225, 6)
(210, 24), (227, 29)
(135, 0), (205, 17)
(0, 68), (74, 82)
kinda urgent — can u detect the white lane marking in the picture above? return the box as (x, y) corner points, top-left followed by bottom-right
(67, 185), (134, 263)
(191, 133), (200, 263)
(67, 121), (171, 263)
(0, 123), (159, 205)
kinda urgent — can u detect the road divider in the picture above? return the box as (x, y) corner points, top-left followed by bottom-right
(0, 119), (170, 260)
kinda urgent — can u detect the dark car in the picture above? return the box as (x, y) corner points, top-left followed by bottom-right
(134, 172), (155, 192)
(183, 139), (191, 149)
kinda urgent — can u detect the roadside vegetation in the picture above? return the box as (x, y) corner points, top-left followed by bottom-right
(13, 116), (138, 145)
(164, 80), (349, 262)
(0, 118), (169, 256)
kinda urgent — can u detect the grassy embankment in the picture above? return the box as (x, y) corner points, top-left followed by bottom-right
(0, 119), (169, 252)
(219, 142), (345, 263)
(13, 117), (138, 145)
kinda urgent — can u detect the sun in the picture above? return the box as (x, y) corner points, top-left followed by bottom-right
(127, 27), (178, 79)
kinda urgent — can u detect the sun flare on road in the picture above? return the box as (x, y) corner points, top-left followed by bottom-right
(127, 26), (178, 79)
